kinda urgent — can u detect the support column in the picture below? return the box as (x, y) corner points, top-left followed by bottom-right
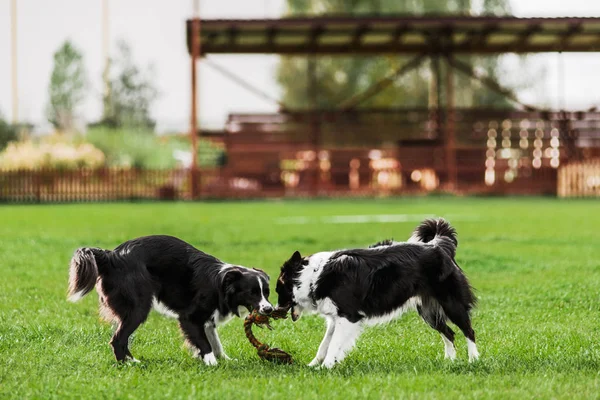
(429, 55), (442, 140)
(445, 54), (457, 191)
(308, 56), (319, 195)
(190, 14), (200, 199)
(428, 56), (439, 109)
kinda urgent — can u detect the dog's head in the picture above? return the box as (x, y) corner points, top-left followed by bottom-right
(221, 267), (273, 316)
(276, 250), (305, 322)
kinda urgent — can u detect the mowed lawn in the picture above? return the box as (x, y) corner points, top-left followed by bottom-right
(0, 198), (599, 399)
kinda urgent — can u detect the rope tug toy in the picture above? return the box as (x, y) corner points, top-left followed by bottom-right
(244, 307), (293, 364)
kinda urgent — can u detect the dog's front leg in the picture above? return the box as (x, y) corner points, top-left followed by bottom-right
(308, 317), (336, 367)
(179, 318), (217, 366)
(321, 318), (362, 369)
(204, 322), (231, 360)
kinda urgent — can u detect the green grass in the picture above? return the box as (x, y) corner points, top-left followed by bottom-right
(1, 198), (599, 399)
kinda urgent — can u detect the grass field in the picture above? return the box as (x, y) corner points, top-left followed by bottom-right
(1, 198), (599, 399)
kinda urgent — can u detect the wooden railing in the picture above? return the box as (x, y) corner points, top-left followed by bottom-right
(558, 159), (600, 198)
(0, 168), (191, 203)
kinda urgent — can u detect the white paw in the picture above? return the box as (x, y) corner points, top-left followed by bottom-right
(125, 355), (140, 363)
(445, 349), (457, 360)
(321, 359), (336, 369)
(203, 352), (218, 366)
(307, 358), (322, 367)
(468, 350), (480, 363)
(467, 339), (480, 362)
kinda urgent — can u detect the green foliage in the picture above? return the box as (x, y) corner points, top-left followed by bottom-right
(278, 0), (514, 110)
(0, 111), (18, 151)
(46, 41), (87, 132)
(0, 198), (599, 398)
(101, 40), (158, 130)
(85, 127), (223, 169)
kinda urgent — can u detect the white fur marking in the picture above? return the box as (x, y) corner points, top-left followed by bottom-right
(203, 352), (218, 366)
(152, 298), (179, 319)
(210, 310), (232, 326)
(292, 251), (336, 319)
(205, 321), (231, 360)
(442, 335), (456, 360)
(308, 317), (336, 367)
(467, 338), (479, 362)
(257, 276), (273, 313)
(238, 307), (249, 318)
(362, 296), (422, 326)
(67, 290), (85, 303)
(321, 318), (363, 369)
(316, 298), (338, 317)
(407, 234), (421, 243)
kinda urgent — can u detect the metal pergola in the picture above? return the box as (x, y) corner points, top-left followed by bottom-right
(186, 15), (600, 197)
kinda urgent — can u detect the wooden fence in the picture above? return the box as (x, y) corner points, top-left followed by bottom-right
(558, 159), (600, 198)
(0, 166), (410, 203)
(0, 168), (191, 203)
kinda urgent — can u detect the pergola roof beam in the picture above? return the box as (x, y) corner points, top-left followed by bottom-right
(187, 16), (600, 55)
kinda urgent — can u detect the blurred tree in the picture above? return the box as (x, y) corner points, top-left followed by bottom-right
(101, 40), (158, 130)
(46, 41), (87, 132)
(0, 110), (18, 151)
(278, 0), (517, 110)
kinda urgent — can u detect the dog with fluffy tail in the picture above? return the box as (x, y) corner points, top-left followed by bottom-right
(68, 248), (105, 303)
(276, 218), (479, 368)
(68, 235), (274, 364)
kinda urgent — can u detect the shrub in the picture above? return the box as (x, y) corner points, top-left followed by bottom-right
(0, 139), (105, 170)
(85, 127), (224, 169)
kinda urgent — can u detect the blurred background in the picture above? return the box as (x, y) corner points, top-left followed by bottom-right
(1, 0), (600, 202)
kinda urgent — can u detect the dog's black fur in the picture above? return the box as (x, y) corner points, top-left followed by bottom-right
(276, 218), (477, 366)
(68, 235), (272, 362)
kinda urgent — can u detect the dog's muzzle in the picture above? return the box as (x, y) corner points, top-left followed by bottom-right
(291, 306), (300, 322)
(259, 305), (274, 315)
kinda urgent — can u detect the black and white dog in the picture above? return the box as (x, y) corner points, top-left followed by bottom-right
(68, 235), (274, 365)
(275, 218), (478, 368)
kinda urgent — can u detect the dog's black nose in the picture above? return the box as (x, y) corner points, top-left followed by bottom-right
(262, 305), (274, 315)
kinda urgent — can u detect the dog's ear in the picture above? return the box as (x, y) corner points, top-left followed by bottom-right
(282, 250), (302, 275)
(219, 268), (243, 317)
(219, 268), (244, 316)
(291, 250), (302, 263)
(222, 268), (243, 290)
(280, 250), (302, 276)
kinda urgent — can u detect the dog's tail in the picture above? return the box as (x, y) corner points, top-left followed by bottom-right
(67, 247), (109, 302)
(412, 218), (476, 309)
(410, 218), (457, 257)
(410, 218), (461, 281)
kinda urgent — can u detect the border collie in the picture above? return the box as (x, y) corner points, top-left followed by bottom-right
(67, 235), (273, 365)
(275, 218), (478, 368)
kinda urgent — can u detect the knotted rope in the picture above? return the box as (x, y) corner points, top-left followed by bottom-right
(244, 307), (293, 364)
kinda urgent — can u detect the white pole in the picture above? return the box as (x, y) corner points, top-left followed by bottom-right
(102, 0), (110, 106)
(11, 0), (18, 124)
(557, 52), (565, 110)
